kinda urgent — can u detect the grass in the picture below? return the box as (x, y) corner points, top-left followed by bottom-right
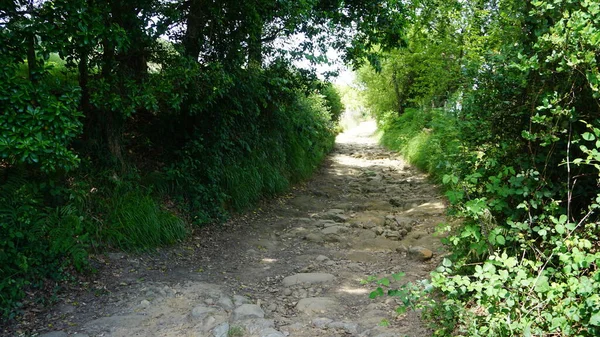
(228, 326), (245, 337)
(377, 108), (462, 183)
(102, 188), (187, 251)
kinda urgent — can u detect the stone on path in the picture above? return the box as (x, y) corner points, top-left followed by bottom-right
(260, 328), (285, 337)
(232, 304), (265, 321)
(296, 297), (338, 314)
(282, 273), (335, 286)
(238, 318), (275, 333)
(323, 209), (348, 222)
(328, 321), (359, 334)
(304, 233), (324, 243)
(316, 220), (337, 228)
(312, 317), (333, 328)
(321, 226), (349, 235)
(315, 255), (330, 262)
(408, 246), (433, 260)
(233, 294), (251, 306)
(190, 305), (217, 320)
(211, 323), (229, 337)
(218, 296), (235, 310)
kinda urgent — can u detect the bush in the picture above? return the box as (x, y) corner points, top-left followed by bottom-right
(163, 64), (335, 223)
(378, 108), (462, 182)
(369, 2), (600, 335)
(0, 169), (90, 319)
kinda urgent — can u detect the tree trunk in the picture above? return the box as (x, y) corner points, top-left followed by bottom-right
(391, 69), (404, 115)
(112, 1), (147, 80)
(183, 0), (205, 61)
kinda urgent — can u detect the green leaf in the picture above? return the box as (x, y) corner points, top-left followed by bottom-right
(369, 287), (385, 299)
(582, 132), (595, 141)
(378, 278), (390, 287)
(590, 312), (600, 326)
(496, 235), (506, 245)
(392, 272), (406, 281)
(442, 174), (452, 184)
(559, 214), (568, 224)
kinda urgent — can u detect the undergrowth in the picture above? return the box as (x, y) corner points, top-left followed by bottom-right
(0, 61), (339, 320)
(377, 108), (462, 184)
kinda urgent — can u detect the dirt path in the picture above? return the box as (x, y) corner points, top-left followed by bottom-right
(19, 121), (446, 337)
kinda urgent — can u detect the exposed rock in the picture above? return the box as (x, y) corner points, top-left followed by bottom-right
(316, 220), (337, 228)
(238, 318), (275, 334)
(232, 304), (265, 321)
(408, 246), (433, 261)
(347, 263), (363, 271)
(212, 323), (229, 337)
(218, 296), (235, 310)
(384, 231), (401, 240)
(233, 295), (251, 307)
(260, 328), (285, 337)
(323, 234), (342, 242)
(321, 226), (349, 235)
(304, 233), (324, 243)
(282, 273), (335, 286)
(296, 297), (338, 314)
(328, 321), (359, 334)
(312, 317), (333, 328)
(190, 305), (217, 320)
(315, 255), (330, 262)
(323, 209), (348, 222)
(197, 314), (227, 333)
(350, 214), (385, 229)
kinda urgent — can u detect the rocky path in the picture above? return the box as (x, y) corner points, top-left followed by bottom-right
(24, 121), (446, 337)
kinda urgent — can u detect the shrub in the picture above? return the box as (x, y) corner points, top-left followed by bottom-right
(0, 169), (90, 319)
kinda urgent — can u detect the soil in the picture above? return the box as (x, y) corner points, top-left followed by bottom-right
(5, 121), (447, 337)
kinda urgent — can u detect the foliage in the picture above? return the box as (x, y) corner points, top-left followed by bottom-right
(319, 83), (345, 123)
(164, 64), (336, 223)
(0, 0), (403, 323)
(0, 168), (90, 319)
(0, 60), (82, 173)
(366, 0), (600, 335)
